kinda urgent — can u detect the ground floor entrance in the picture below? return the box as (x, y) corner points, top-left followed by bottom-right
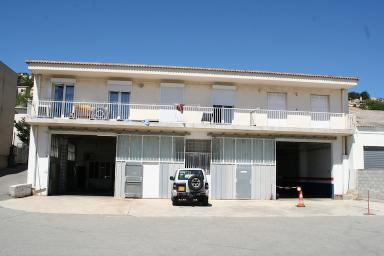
(48, 135), (116, 196)
(276, 141), (333, 198)
(29, 127), (341, 200)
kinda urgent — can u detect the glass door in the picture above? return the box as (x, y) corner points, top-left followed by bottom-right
(109, 91), (130, 120)
(53, 84), (74, 117)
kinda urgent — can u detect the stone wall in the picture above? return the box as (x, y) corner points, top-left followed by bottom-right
(358, 169), (384, 201)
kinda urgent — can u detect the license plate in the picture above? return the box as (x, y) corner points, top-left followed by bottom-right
(177, 186), (185, 192)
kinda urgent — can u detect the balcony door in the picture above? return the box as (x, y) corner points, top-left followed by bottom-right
(53, 84), (74, 118)
(267, 92), (287, 127)
(160, 84), (184, 123)
(212, 86), (235, 124)
(311, 95), (330, 128)
(109, 91), (130, 120)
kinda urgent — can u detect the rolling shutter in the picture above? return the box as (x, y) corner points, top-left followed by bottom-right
(364, 146), (384, 169)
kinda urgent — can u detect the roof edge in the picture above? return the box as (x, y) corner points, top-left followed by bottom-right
(26, 59), (360, 82)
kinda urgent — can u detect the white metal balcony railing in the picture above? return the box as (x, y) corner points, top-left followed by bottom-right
(27, 100), (354, 130)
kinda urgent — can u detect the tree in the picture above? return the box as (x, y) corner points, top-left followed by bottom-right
(16, 91), (31, 106)
(364, 99), (384, 111)
(348, 91), (360, 100)
(16, 73), (33, 107)
(14, 118), (30, 145)
(360, 91), (370, 100)
(17, 73), (33, 87)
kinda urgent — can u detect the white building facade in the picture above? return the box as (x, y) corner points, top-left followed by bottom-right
(26, 60), (358, 199)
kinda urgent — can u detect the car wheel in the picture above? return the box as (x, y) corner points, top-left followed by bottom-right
(188, 175), (204, 192)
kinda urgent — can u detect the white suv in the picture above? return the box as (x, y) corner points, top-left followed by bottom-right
(170, 168), (209, 206)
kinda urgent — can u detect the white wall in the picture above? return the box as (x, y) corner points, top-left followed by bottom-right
(38, 74), (345, 113)
(350, 130), (384, 170)
(27, 125), (50, 195)
(332, 136), (346, 195)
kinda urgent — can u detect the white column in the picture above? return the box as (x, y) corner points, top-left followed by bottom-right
(27, 126), (37, 185)
(27, 125), (50, 195)
(332, 136), (344, 196)
(32, 74), (41, 102)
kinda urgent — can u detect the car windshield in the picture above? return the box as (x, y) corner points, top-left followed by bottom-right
(178, 169), (203, 180)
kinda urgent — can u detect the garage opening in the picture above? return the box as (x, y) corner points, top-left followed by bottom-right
(276, 141), (332, 198)
(49, 135), (116, 196)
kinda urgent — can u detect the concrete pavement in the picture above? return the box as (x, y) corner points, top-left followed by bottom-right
(1, 196), (384, 217)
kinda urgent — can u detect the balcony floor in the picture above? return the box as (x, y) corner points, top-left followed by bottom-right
(26, 117), (354, 136)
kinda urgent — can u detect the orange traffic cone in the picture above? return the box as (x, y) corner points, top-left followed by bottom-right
(297, 187), (305, 207)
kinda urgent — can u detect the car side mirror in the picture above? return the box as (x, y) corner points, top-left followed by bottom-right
(169, 176), (174, 181)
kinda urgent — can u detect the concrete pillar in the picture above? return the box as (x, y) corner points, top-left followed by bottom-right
(27, 126), (37, 185)
(32, 74), (41, 102)
(332, 136), (344, 196)
(26, 125), (50, 195)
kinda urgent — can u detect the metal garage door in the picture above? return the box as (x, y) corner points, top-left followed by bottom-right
(236, 165), (252, 199)
(125, 163), (143, 198)
(364, 146), (384, 169)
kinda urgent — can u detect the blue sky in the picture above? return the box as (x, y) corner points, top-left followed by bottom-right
(1, 0), (383, 96)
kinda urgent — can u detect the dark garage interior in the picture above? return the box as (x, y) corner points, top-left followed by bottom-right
(48, 134), (116, 196)
(276, 141), (333, 198)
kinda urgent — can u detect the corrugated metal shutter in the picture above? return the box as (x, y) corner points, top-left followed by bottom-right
(267, 92), (286, 110)
(212, 87), (235, 106)
(364, 146), (384, 169)
(311, 95), (329, 112)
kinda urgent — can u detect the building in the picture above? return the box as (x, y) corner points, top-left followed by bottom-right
(25, 60), (359, 199)
(0, 61), (17, 169)
(16, 73), (33, 95)
(349, 107), (384, 201)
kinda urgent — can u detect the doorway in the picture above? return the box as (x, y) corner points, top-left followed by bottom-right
(49, 134), (116, 196)
(276, 141), (333, 198)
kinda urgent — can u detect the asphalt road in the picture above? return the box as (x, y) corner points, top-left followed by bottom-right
(0, 164), (27, 201)
(1, 166), (384, 256)
(0, 207), (383, 256)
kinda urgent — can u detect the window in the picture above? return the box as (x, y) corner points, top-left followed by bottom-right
(211, 137), (275, 164)
(173, 137), (185, 162)
(143, 136), (160, 161)
(116, 135), (185, 162)
(178, 169), (204, 180)
(129, 135), (142, 160)
(236, 139), (252, 163)
(252, 139), (263, 163)
(264, 140), (275, 164)
(160, 136), (173, 161)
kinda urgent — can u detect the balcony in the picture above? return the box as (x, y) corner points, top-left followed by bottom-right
(27, 100), (354, 134)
